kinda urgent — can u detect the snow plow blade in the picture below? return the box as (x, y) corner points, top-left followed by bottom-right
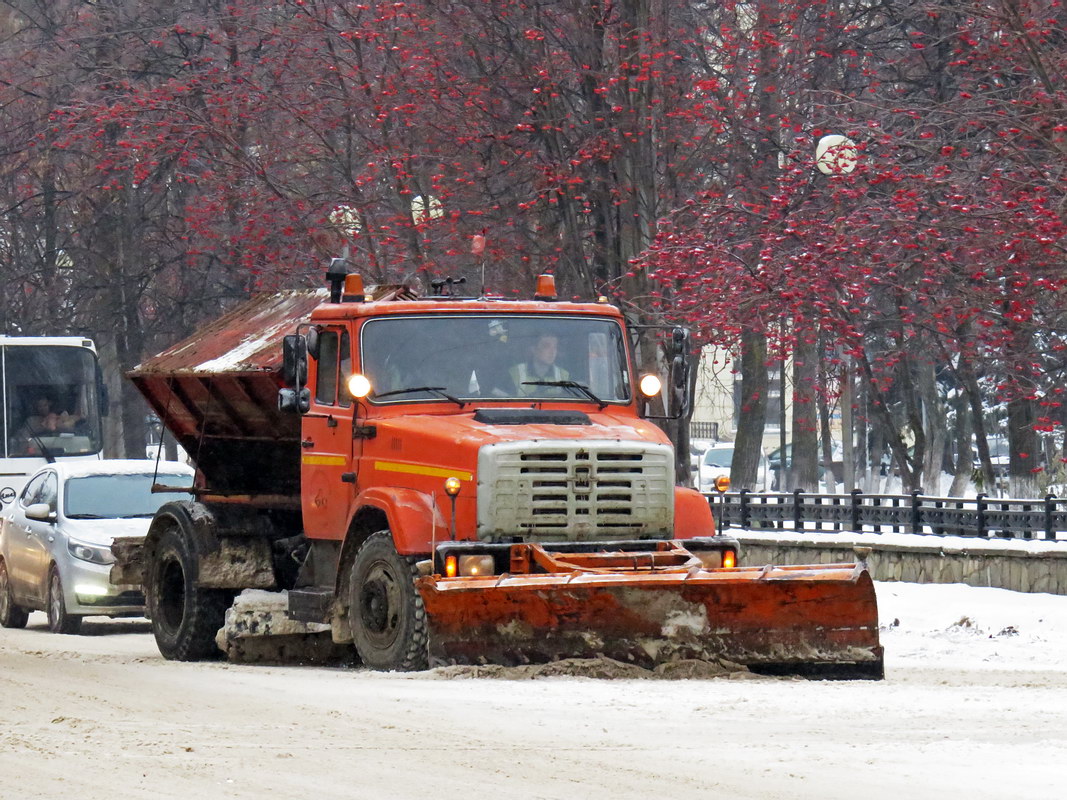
(417, 545), (883, 680)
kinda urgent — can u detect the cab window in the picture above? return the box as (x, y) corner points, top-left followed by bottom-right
(315, 331), (340, 405)
(314, 329), (352, 408)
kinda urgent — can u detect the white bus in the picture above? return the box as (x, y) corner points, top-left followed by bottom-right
(1, 336), (107, 509)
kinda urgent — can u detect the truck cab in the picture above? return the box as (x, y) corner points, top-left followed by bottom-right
(296, 294), (708, 556)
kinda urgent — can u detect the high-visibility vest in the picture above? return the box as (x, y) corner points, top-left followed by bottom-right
(510, 362), (570, 395)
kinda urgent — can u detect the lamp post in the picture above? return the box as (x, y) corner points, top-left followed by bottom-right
(329, 204), (362, 262)
(814, 135), (857, 492)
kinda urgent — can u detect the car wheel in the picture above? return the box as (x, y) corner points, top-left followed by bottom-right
(0, 560), (29, 629)
(348, 531), (427, 671)
(47, 567), (82, 634)
(147, 523), (231, 661)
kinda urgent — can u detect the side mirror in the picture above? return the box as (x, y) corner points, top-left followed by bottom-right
(668, 354), (691, 419)
(25, 503), (56, 523)
(277, 387), (312, 415)
(671, 326), (689, 356)
(282, 334), (308, 386)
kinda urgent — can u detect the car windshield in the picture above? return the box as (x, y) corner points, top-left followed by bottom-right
(360, 314), (631, 404)
(703, 447), (734, 468)
(64, 472), (194, 519)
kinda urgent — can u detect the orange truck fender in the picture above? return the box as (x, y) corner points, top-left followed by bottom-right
(673, 486), (717, 537)
(349, 486), (449, 555)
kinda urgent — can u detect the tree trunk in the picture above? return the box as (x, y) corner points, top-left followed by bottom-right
(790, 334), (819, 491)
(731, 328), (769, 491)
(1007, 396), (1040, 498)
(947, 389), (974, 497)
(918, 360), (947, 494)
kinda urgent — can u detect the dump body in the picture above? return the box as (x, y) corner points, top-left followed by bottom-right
(123, 281), (882, 678)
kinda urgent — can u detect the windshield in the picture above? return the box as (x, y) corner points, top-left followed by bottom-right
(2, 344), (104, 458)
(360, 314), (632, 404)
(64, 473), (194, 518)
(703, 448), (735, 468)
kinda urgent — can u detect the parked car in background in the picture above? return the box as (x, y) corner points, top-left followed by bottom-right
(688, 439), (718, 486)
(973, 435), (1011, 478)
(768, 442), (843, 490)
(0, 460), (194, 633)
(697, 444), (768, 493)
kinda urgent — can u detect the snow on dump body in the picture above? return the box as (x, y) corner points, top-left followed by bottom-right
(125, 290), (330, 495)
(131, 288), (329, 377)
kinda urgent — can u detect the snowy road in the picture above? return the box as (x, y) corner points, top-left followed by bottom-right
(1, 582), (1065, 800)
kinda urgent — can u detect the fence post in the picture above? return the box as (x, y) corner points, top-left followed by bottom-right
(1046, 494), (1056, 541)
(910, 490), (922, 534)
(976, 493), (987, 538)
(794, 489), (803, 532)
(850, 488), (861, 533)
(739, 489), (750, 530)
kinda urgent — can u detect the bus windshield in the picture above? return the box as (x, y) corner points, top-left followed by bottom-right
(2, 344), (104, 458)
(360, 314), (632, 404)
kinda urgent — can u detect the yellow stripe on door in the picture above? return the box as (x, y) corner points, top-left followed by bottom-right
(302, 455), (348, 466)
(374, 461), (472, 481)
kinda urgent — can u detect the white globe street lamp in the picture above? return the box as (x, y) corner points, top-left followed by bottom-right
(411, 194), (444, 225)
(815, 135), (858, 176)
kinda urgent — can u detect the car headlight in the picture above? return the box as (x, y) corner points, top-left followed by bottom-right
(67, 538), (115, 565)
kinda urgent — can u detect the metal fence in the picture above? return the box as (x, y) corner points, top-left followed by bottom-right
(712, 489), (1067, 541)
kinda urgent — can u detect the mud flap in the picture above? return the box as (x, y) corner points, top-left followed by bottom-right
(418, 563), (883, 679)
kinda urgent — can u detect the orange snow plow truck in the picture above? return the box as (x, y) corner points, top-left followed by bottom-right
(114, 262), (883, 678)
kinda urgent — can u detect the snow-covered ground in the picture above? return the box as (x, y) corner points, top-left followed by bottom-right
(878, 580), (1067, 672)
(1, 580), (1065, 799)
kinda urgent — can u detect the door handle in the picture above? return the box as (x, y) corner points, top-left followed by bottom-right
(48, 536), (55, 543)
(302, 439), (315, 449)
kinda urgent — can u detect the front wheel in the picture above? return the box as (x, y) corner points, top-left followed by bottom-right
(147, 525), (231, 660)
(47, 567), (82, 634)
(348, 531), (428, 671)
(0, 560), (29, 629)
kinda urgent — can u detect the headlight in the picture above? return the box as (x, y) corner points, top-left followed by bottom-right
(458, 555), (494, 577)
(67, 538), (115, 565)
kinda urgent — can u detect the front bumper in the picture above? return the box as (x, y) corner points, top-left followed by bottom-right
(63, 556), (145, 616)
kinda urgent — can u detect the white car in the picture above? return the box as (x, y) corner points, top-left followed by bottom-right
(0, 460), (194, 633)
(698, 444), (768, 493)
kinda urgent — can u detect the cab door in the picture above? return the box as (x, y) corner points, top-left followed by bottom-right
(300, 326), (355, 539)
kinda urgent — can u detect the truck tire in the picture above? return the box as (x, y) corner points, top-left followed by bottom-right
(348, 531), (428, 671)
(148, 524), (231, 661)
(47, 567), (82, 634)
(0, 560), (29, 629)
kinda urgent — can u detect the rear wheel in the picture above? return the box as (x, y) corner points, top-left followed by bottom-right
(47, 567), (82, 634)
(0, 560), (29, 629)
(348, 531), (427, 671)
(148, 524), (230, 660)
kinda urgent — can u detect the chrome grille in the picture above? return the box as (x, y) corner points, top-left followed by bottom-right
(477, 440), (674, 541)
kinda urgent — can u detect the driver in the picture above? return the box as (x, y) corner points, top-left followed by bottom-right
(19, 395), (82, 436)
(509, 333), (570, 396)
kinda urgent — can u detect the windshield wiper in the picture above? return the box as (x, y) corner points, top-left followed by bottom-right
(24, 427), (57, 464)
(521, 380), (607, 409)
(374, 386), (466, 408)
(66, 513), (107, 520)
(119, 513), (156, 519)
